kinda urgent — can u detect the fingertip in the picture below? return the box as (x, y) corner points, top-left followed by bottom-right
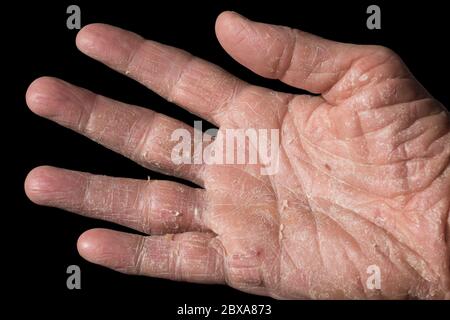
(76, 23), (140, 62)
(215, 11), (245, 37)
(25, 76), (73, 120)
(215, 10), (236, 24)
(26, 76), (62, 117)
(215, 11), (252, 56)
(75, 23), (106, 54)
(26, 76), (88, 126)
(77, 229), (139, 270)
(24, 166), (83, 205)
(24, 165), (60, 204)
(77, 228), (107, 261)
(216, 11), (245, 25)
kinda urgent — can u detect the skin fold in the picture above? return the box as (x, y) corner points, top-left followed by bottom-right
(24, 11), (450, 299)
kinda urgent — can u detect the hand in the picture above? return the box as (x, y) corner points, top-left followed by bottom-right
(24, 11), (450, 299)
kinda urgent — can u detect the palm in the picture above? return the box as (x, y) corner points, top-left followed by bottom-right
(25, 12), (450, 299)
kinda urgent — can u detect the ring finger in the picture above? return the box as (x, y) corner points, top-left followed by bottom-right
(24, 166), (209, 234)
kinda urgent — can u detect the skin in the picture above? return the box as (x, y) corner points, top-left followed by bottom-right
(24, 11), (450, 299)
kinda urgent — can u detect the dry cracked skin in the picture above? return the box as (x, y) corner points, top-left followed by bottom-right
(24, 11), (449, 299)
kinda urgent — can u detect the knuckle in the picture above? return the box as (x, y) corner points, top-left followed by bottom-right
(370, 45), (399, 61)
(367, 45), (404, 72)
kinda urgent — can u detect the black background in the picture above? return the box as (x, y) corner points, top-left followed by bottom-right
(6, 0), (449, 316)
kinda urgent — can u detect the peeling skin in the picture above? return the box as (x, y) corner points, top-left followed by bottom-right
(24, 12), (450, 299)
(281, 199), (289, 211)
(279, 224), (285, 241)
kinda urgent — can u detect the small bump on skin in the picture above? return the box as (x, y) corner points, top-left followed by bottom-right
(279, 224), (285, 241)
(281, 199), (289, 211)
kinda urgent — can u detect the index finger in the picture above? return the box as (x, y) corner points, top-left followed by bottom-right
(76, 23), (247, 126)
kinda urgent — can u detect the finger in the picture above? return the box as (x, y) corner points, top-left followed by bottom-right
(25, 166), (208, 234)
(78, 229), (225, 284)
(215, 11), (407, 96)
(76, 23), (248, 126)
(26, 77), (205, 184)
